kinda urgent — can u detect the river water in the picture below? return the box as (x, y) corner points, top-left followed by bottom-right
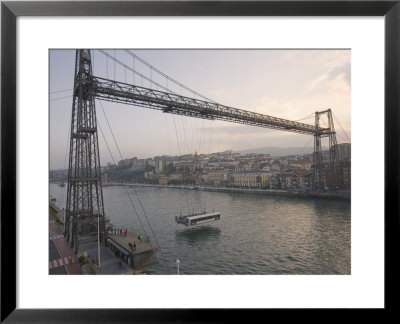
(50, 183), (351, 275)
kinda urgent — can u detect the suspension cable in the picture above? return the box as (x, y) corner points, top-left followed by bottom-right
(97, 49), (217, 226)
(50, 95), (73, 101)
(97, 49), (173, 94)
(99, 49), (218, 108)
(163, 79), (173, 155)
(49, 88), (73, 95)
(57, 102), (73, 206)
(294, 112), (315, 122)
(97, 102), (148, 238)
(97, 99), (162, 251)
(333, 113), (351, 142)
(124, 50), (217, 102)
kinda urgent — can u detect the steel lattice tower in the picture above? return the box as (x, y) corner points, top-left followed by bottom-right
(312, 109), (341, 192)
(64, 49), (107, 254)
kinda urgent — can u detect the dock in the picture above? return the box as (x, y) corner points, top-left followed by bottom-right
(106, 231), (157, 270)
(50, 199), (158, 274)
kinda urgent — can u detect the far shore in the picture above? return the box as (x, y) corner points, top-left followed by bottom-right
(101, 182), (351, 201)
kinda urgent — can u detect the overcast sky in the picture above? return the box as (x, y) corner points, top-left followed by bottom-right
(49, 49), (351, 170)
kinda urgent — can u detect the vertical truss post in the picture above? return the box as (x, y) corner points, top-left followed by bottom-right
(327, 109), (341, 189)
(312, 109), (341, 192)
(312, 112), (324, 192)
(64, 49), (107, 254)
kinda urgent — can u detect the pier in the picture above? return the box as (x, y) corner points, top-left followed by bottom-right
(50, 199), (157, 274)
(107, 230), (157, 271)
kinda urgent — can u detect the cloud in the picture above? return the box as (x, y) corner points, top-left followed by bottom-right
(329, 63), (351, 84)
(305, 51), (351, 95)
(307, 65), (350, 94)
(248, 96), (313, 122)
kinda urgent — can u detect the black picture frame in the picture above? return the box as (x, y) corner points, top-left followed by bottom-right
(1, 1), (399, 322)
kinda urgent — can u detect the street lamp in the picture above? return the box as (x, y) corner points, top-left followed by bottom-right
(176, 259), (180, 275)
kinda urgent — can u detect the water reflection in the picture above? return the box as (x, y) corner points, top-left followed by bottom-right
(175, 226), (221, 242)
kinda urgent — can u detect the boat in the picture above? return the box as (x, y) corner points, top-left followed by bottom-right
(58, 181), (65, 188)
(175, 211), (220, 226)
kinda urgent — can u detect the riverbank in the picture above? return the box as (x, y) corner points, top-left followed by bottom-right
(104, 182), (351, 201)
(49, 202), (156, 274)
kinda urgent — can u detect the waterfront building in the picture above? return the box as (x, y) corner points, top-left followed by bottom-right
(170, 173), (184, 181)
(270, 160), (282, 173)
(199, 160), (209, 169)
(202, 171), (227, 186)
(130, 158), (146, 171)
(336, 143), (351, 162)
(293, 169), (312, 189)
(118, 158), (134, 168)
(279, 171), (294, 189)
(342, 162), (351, 188)
(268, 175), (280, 189)
(261, 165), (271, 172)
(154, 156), (164, 174)
(158, 176), (170, 185)
(146, 158), (155, 167)
(176, 160), (197, 173)
(144, 171), (154, 180)
(333, 161), (351, 189)
(231, 171), (270, 188)
(280, 158), (289, 166)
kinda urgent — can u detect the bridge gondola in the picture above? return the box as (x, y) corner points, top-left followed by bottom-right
(175, 211), (221, 227)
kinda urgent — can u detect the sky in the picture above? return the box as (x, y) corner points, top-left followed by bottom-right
(49, 49), (351, 170)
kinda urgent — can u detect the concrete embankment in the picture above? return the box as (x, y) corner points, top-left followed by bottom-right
(198, 187), (350, 201)
(104, 183), (351, 201)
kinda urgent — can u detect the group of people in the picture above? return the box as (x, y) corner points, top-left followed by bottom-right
(112, 227), (128, 237)
(110, 228), (145, 243)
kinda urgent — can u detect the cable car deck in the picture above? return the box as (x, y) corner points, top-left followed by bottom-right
(175, 211), (221, 226)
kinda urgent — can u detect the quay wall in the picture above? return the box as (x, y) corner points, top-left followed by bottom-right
(104, 183), (351, 201)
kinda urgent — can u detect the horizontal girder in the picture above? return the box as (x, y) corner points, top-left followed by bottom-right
(90, 76), (331, 136)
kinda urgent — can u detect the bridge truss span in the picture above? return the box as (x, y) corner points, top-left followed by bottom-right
(63, 49), (345, 255)
(91, 76), (329, 136)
